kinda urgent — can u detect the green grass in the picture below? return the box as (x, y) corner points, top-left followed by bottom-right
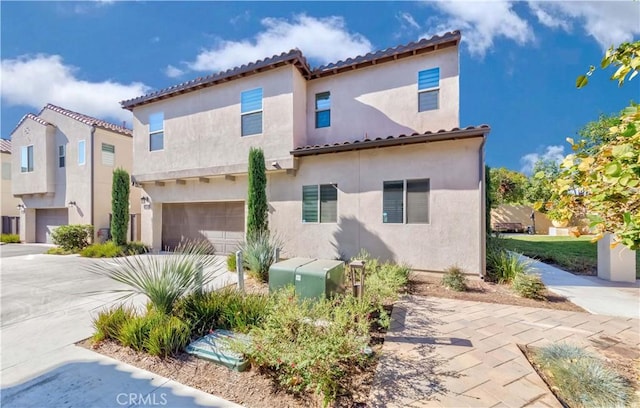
(502, 235), (640, 278)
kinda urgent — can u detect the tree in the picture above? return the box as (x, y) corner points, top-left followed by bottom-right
(553, 105), (640, 250)
(489, 167), (528, 206)
(577, 40), (640, 88)
(526, 159), (561, 210)
(111, 168), (130, 246)
(576, 112), (622, 155)
(247, 147), (268, 240)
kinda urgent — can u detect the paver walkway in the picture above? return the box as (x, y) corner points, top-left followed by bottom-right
(370, 295), (640, 407)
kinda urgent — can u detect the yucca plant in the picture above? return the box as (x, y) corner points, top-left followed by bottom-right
(89, 240), (224, 315)
(239, 231), (282, 282)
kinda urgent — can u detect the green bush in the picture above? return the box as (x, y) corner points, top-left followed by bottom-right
(92, 304), (136, 342)
(442, 266), (467, 291)
(512, 273), (546, 300)
(0, 234), (20, 243)
(144, 316), (191, 357)
(486, 249), (532, 283)
(81, 241), (122, 258)
(219, 291), (269, 333)
(227, 252), (237, 271)
(247, 147), (268, 240)
(52, 224), (94, 251)
(121, 241), (149, 255)
(533, 343), (632, 407)
(111, 168), (130, 246)
(240, 231), (282, 282)
(118, 312), (167, 351)
(46, 246), (74, 255)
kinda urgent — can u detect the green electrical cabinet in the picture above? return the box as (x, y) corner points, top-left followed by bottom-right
(269, 257), (315, 293)
(295, 259), (345, 300)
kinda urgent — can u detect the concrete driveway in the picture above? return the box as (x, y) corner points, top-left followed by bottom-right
(1, 250), (239, 408)
(0, 243), (50, 258)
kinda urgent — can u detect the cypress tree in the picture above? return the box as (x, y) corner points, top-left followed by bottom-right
(247, 147), (268, 240)
(111, 168), (130, 246)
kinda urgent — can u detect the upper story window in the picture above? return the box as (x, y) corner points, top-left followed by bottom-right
(102, 143), (115, 166)
(383, 179), (430, 224)
(21, 145), (34, 173)
(315, 92), (331, 128)
(149, 113), (164, 151)
(302, 184), (337, 223)
(58, 145), (65, 168)
(78, 140), (86, 165)
(241, 88), (263, 136)
(418, 68), (440, 112)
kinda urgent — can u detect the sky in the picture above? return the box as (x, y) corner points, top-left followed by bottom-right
(1, 1), (639, 173)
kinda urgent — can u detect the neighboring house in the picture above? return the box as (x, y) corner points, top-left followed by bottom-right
(121, 31), (490, 274)
(10, 104), (141, 244)
(1, 139), (22, 235)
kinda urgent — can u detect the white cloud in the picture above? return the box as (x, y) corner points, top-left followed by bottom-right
(527, 1), (640, 50)
(397, 12), (421, 30)
(1, 54), (150, 123)
(164, 64), (185, 78)
(425, 0), (534, 58)
(184, 14), (373, 74)
(520, 145), (565, 174)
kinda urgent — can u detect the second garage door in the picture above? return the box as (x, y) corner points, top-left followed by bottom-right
(36, 208), (69, 244)
(162, 202), (244, 254)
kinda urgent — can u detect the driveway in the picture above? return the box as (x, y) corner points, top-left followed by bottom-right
(1, 251), (239, 408)
(0, 243), (50, 258)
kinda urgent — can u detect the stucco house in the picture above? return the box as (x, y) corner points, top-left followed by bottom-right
(121, 31), (490, 274)
(10, 104), (141, 243)
(1, 139), (22, 235)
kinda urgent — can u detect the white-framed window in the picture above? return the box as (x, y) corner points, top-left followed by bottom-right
(315, 92), (331, 128)
(418, 68), (440, 112)
(149, 113), (164, 151)
(302, 184), (337, 223)
(383, 179), (430, 224)
(78, 140), (86, 165)
(21, 145), (34, 173)
(241, 88), (263, 136)
(58, 145), (65, 168)
(102, 143), (115, 166)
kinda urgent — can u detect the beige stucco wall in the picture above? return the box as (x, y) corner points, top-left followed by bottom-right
(1, 151), (22, 221)
(11, 118), (57, 196)
(138, 138), (484, 273)
(131, 65), (299, 182)
(491, 205), (551, 234)
(306, 47), (459, 146)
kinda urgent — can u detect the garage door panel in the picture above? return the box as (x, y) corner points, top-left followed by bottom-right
(36, 209), (69, 244)
(162, 202), (244, 255)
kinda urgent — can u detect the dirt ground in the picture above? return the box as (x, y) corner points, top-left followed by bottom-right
(408, 271), (586, 312)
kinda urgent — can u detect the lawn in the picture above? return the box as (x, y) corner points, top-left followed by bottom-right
(502, 235), (640, 278)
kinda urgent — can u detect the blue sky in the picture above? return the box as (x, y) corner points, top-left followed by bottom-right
(1, 1), (638, 173)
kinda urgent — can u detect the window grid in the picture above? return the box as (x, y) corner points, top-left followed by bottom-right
(241, 88), (263, 136)
(302, 184), (337, 223)
(20, 145), (34, 173)
(315, 92), (331, 128)
(149, 112), (164, 151)
(102, 143), (115, 166)
(383, 179), (430, 224)
(58, 145), (65, 168)
(418, 68), (440, 112)
(78, 140), (86, 165)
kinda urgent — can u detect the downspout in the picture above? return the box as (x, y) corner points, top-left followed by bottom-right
(479, 135), (487, 278)
(90, 126), (96, 238)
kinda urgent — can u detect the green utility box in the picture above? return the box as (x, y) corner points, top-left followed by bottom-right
(268, 257), (315, 293)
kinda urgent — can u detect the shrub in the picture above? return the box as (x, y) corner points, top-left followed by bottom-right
(52, 224), (94, 251)
(117, 312), (167, 351)
(442, 266), (467, 291)
(0, 234), (20, 243)
(220, 291), (269, 333)
(92, 304), (136, 342)
(227, 252), (237, 271)
(145, 316), (191, 357)
(533, 343), (632, 407)
(486, 250), (532, 283)
(111, 168), (130, 246)
(512, 273), (546, 300)
(121, 241), (149, 255)
(240, 231), (282, 282)
(81, 241), (122, 258)
(247, 147), (268, 240)
(46, 246), (74, 255)
(89, 240), (223, 315)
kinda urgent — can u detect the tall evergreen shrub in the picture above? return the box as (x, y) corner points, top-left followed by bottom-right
(247, 148), (268, 240)
(111, 168), (130, 246)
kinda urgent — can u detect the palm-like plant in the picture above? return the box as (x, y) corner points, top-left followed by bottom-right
(89, 241), (223, 315)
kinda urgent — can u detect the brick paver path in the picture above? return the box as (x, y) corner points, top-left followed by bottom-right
(370, 296), (640, 407)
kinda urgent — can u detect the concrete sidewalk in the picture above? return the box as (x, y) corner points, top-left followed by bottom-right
(371, 296), (640, 407)
(522, 255), (639, 319)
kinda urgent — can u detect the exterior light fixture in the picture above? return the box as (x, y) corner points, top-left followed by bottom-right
(272, 161), (282, 169)
(141, 196), (150, 204)
(68, 201), (77, 207)
(17, 204), (25, 212)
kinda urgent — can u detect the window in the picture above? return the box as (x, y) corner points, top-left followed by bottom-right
(78, 140), (86, 165)
(149, 113), (164, 151)
(21, 145), (34, 173)
(302, 184), (337, 223)
(241, 88), (263, 136)
(102, 143), (115, 166)
(58, 145), (65, 168)
(383, 179), (430, 224)
(418, 68), (440, 112)
(315, 92), (331, 128)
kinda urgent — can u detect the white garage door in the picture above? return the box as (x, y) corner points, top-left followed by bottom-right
(36, 208), (69, 244)
(162, 202), (244, 255)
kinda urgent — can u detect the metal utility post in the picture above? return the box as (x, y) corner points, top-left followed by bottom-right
(236, 250), (244, 293)
(274, 247), (280, 263)
(349, 260), (366, 299)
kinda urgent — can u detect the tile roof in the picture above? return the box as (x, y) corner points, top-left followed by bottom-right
(0, 138), (11, 153)
(121, 31), (460, 110)
(43, 104), (132, 136)
(10, 113), (54, 136)
(291, 125), (490, 156)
